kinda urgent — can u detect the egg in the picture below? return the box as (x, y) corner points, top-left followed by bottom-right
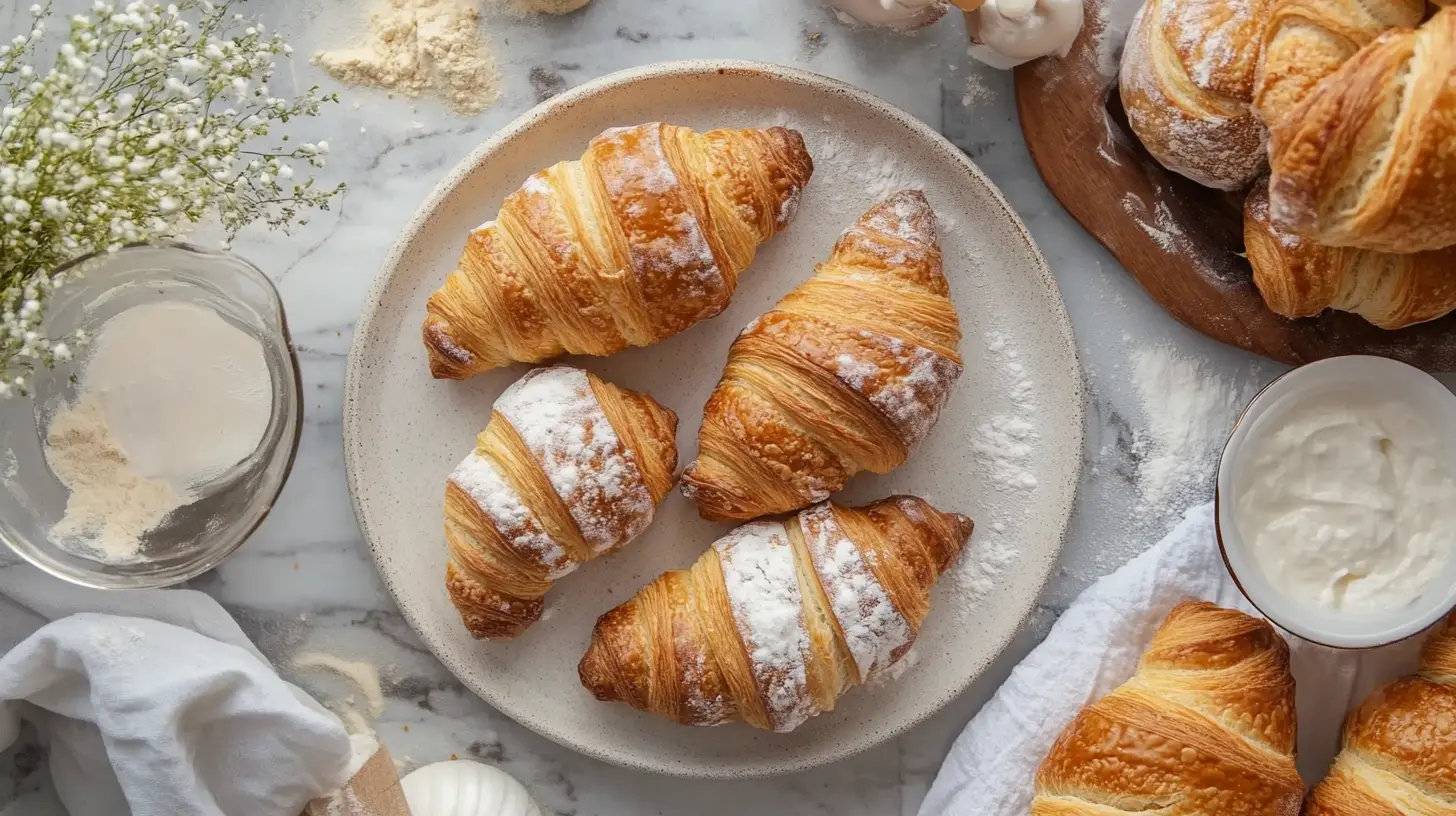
(400, 760), (542, 816)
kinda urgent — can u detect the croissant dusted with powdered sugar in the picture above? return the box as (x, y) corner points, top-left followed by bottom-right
(1268, 8), (1456, 252)
(423, 122), (814, 379)
(680, 190), (963, 522)
(1033, 602), (1303, 815)
(1245, 182), (1456, 329)
(1254, 0), (1424, 130)
(1304, 613), (1456, 814)
(1118, 0), (1271, 190)
(578, 496), (972, 732)
(444, 366), (677, 639)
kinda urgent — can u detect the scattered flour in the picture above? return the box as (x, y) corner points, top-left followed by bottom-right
(314, 0), (501, 116)
(957, 330), (1041, 612)
(963, 71), (996, 107)
(1129, 344), (1252, 524)
(868, 645), (919, 688)
(295, 652), (386, 718)
(1121, 193), (1187, 253)
(812, 132), (932, 204)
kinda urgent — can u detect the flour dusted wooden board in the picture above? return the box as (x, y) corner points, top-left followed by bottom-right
(1005, 0), (1456, 370)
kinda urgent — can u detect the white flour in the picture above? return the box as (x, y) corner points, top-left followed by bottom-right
(1130, 345), (1251, 523)
(957, 331), (1041, 612)
(44, 301), (272, 563)
(811, 132), (932, 204)
(314, 0), (501, 116)
(294, 652), (387, 718)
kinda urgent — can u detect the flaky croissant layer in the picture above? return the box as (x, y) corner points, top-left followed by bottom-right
(424, 122), (814, 379)
(578, 496), (972, 732)
(444, 366), (677, 639)
(681, 189), (963, 522)
(1033, 602), (1303, 816)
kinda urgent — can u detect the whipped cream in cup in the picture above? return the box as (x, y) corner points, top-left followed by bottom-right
(1216, 356), (1456, 648)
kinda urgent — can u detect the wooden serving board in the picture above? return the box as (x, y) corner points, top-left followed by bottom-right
(1007, 0), (1456, 370)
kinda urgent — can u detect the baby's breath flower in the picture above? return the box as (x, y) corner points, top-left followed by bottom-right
(0, 0), (342, 392)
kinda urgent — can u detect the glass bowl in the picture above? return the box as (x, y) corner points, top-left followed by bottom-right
(0, 244), (302, 589)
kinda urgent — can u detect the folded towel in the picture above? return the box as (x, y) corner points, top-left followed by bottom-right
(919, 502), (1424, 815)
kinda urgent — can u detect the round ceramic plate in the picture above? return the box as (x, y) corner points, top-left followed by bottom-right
(344, 60), (1084, 778)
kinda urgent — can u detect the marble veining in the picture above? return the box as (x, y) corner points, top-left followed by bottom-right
(0, 0), (1324, 813)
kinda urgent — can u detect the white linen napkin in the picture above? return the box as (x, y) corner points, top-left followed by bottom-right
(0, 561), (353, 816)
(918, 502), (1426, 816)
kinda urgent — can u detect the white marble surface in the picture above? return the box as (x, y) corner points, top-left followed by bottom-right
(0, 1), (1324, 813)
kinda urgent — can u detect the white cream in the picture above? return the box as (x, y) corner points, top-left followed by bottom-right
(966, 0), (1084, 69)
(1234, 397), (1456, 614)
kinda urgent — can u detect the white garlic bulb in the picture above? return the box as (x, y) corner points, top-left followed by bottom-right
(400, 761), (542, 816)
(965, 0), (1084, 69)
(824, 0), (949, 30)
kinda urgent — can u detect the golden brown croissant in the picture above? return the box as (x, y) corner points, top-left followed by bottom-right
(679, 190), (963, 522)
(1304, 613), (1456, 814)
(577, 496), (972, 732)
(1032, 602), (1303, 815)
(444, 366), (677, 639)
(1268, 8), (1456, 252)
(1254, 0), (1425, 130)
(1246, 181), (1456, 328)
(423, 122), (815, 379)
(1118, 0), (1271, 190)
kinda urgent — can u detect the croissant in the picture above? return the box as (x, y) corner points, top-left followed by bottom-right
(577, 496), (972, 732)
(1254, 0), (1425, 130)
(443, 366), (677, 639)
(680, 190), (963, 522)
(1304, 613), (1456, 815)
(1118, 0), (1271, 190)
(1033, 602), (1303, 815)
(1268, 8), (1456, 252)
(423, 122), (815, 379)
(1245, 181), (1456, 328)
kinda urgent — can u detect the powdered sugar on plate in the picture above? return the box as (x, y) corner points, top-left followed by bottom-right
(956, 330), (1042, 612)
(494, 366), (654, 554)
(715, 521), (813, 732)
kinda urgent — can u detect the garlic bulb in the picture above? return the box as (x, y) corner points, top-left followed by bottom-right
(400, 761), (542, 816)
(965, 0), (1084, 69)
(824, 0), (949, 30)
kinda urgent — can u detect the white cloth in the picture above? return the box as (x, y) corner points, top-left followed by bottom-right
(919, 502), (1425, 816)
(0, 561), (352, 816)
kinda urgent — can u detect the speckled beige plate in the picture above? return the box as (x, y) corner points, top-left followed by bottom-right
(344, 60), (1084, 778)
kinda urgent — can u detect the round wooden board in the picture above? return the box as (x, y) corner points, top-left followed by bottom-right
(1008, 0), (1456, 370)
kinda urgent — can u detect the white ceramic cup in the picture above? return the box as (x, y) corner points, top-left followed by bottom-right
(1216, 355), (1456, 649)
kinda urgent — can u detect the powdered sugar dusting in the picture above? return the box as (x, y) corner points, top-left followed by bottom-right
(682, 647), (730, 726)
(827, 331), (962, 449)
(715, 520), (813, 732)
(801, 503), (912, 682)
(777, 184), (803, 227)
(449, 451), (571, 578)
(812, 133), (931, 204)
(595, 124), (726, 309)
(494, 367), (653, 554)
(954, 330), (1041, 615)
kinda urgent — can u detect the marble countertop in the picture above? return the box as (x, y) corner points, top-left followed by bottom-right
(0, 1), (1317, 813)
